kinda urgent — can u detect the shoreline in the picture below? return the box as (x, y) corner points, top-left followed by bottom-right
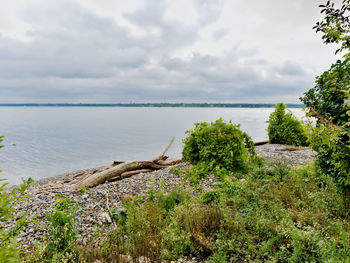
(4, 144), (315, 251)
(6, 142), (313, 190)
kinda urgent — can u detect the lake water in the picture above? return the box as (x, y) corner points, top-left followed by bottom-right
(0, 107), (305, 184)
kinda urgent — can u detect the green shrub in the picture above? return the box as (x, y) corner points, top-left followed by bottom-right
(0, 136), (34, 263)
(201, 190), (221, 204)
(184, 162), (209, 187)
(111, 207), (127, 226)
(169, 167), (184, 176)
(301, 2), (350, 194)
(159, 188), (188, 212)
(169, 202), (223, 258)
(267, 103), (308, 146)
(124, 197), (164, 261)
(29, 197), (79, 262)
(307, 121), (350, 192)
(300, 59), (350, 193)
(182, 118), (260, 173)
(302, 59), (350, 127)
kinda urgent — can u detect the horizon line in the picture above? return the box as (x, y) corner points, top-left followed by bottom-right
(0, 103), (304, 108)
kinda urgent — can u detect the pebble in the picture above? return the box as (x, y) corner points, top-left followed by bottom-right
(3, 144), (315, 262)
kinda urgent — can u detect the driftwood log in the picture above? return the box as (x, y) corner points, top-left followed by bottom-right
(70, 138), (268, 190)
(71, 137), (181, 190)
(254, 140), (268, 146)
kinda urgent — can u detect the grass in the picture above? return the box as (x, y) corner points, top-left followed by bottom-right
(20, 161), (350, 262)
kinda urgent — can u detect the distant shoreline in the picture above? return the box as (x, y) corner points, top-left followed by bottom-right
(0, 103), (304, 108)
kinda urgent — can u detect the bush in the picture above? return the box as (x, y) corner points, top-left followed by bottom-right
(182, 118), (260, 173)
(301, 59), (350, 127)
(267, 103), (308, 146)
(306, 116), (350, 192)
(28, 197), (79, 262)
(301, 2), (350, 194)
(0, 136), (34, 263)
(301, 59), (350, 193)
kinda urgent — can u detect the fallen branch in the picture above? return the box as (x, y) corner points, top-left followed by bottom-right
(109, 169), (154, 182)
(157, 157), (182, 166)
(254, 140), (269, 146)
(70, 137), (268, 190)
(71, 137), (178, 190)
(151, 136), (175, 162)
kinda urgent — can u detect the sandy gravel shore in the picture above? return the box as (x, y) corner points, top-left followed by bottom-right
(4, 144), (315, 256)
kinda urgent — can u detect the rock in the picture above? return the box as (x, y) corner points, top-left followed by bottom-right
(138, 256), (151, 263)
(4, 144), (314, 251)
(100, 212), (112, 224)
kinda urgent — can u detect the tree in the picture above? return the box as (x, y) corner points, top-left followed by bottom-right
(314, 0), (350, 55)
(301, 0), (350, 193)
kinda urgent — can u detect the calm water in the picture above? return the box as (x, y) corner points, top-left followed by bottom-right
(0, 107), (305, 184)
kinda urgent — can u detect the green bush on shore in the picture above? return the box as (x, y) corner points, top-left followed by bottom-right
(182, 118), (261, 174)
(267, 103), (308, 146)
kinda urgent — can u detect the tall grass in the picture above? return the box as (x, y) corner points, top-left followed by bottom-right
(23, 162), (350, 262)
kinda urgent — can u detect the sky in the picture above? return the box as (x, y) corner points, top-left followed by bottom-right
(0, 0), (343, 103)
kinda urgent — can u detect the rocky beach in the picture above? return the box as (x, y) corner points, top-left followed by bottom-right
(4, 143), (315, 260)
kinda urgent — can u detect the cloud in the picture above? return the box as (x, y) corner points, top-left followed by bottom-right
(0, 0), (326, 103)
(123, 1), (199, 52)
(193, 0), (224, 26)
(212, 28), (229, 39)
(276, 60), (305, 76)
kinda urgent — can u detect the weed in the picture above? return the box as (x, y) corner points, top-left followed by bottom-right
(169, 167), (184, 176)
(29, 197), (79, 262)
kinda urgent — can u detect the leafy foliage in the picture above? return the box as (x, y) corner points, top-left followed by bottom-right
(30, 197), (79, 262)
(301, 59), (350, 127)
(0, 136), (34, 263)
(267, 103), (308, 146)
(313, 0), (350, 55)
(53, 163), (350, 262)
(306, 120), (350, 192)
(182, 118), (260, 173)
(301, 2), (350, 193)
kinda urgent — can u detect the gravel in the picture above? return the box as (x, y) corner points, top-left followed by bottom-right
(3, 143), (315, 261)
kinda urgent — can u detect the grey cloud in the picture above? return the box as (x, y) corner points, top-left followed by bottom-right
(0, 0), (316, 103)
(100, 51), (310, 102)
(160, 57), (185, 71)
(193, 0), (224, 26)
(276, 61), (305, 76)
(123, 2), (198, 52)
(0, 2), (152, 79)
(212, 28), (229, 39)
(243, 58), (268, 65)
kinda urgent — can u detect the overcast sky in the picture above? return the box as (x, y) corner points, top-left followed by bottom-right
(0, 0), (343, 103)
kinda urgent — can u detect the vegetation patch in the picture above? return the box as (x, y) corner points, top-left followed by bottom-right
(182, 118), (262, 173)
(0, 136), (35, 263)
(301, 1), (350, 194)
(21, 162), (350, 262)
(267, 103), (308, 146)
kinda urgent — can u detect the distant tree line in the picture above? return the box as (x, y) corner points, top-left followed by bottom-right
(0, 103), (304, 108)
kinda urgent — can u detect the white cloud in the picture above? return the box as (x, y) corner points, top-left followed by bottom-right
(0, 0), (342, 103)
